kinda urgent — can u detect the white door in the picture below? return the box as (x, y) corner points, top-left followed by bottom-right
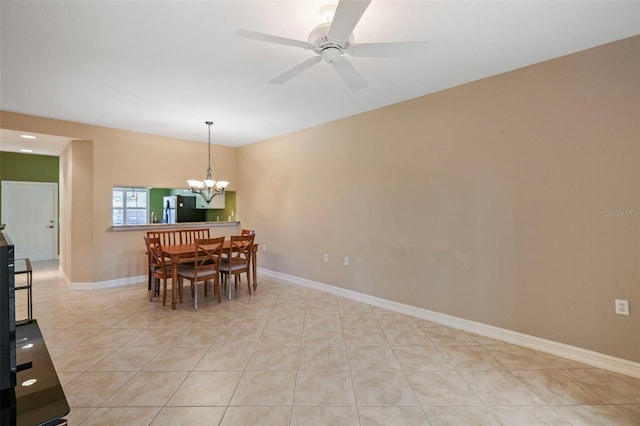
(1, 181), (58, 261)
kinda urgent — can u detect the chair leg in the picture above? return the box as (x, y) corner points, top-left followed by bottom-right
(162, 279), (167, 306)
(149, 277), (156, 301)
(215, 277), (221, 303)
(252, 254), (257, 291)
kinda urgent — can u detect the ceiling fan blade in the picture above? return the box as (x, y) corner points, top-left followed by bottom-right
(235, 29), (314, 50)
(347, 41), (429, 57)
(332, 58), (367, 91)
(269, 56), (322, 84)
(328, 0), (371, 42)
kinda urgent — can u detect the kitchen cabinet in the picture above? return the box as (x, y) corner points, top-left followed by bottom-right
(195, 193), (225, 209)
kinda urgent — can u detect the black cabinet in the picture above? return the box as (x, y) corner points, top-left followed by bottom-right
(1, 320), (69, 425)
(1, 233), (69, 425)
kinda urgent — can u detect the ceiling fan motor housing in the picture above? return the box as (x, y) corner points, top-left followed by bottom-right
(308, 22), (354, 60)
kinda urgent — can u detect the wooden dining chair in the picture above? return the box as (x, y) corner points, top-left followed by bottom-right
(147, 230), (178, 247)
(143, 236), (172, 306)
(182, 228), (210, 244)
(237, 230), (256, 284)
(177, 237), (225, 309)
(220, 234), (255, 298)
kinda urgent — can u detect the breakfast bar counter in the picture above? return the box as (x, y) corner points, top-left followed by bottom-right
(112, 221), (240, 232)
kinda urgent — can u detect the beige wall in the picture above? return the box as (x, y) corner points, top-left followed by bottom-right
(0, 112), (238, 283)
(0, 36), (637, 362)
(59, 139), (94, 282)
(237, 36), (640, 362)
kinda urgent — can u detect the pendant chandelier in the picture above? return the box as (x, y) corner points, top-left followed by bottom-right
(187, 121), (229, 203)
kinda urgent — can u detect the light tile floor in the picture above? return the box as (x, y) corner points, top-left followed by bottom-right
(14, 261), (640, 425)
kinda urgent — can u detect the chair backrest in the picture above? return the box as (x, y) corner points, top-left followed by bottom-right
(147, 228), (211, 245)
(227, 234), (254, 267)
(144, 236), (166, 270)
(147, 230), (178, 247)
(241, 229), (255, 236)
(193, 237), (225, 274)
(182, 228), (211, 244)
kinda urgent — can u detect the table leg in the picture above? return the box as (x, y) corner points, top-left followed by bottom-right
(171, 259), (178, 309)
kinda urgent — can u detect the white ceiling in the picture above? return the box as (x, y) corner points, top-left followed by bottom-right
(1, 1), (638, 153)
(0, 129), (74, 156)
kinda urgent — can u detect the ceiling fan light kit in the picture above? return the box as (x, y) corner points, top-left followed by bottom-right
(319, 4), (337, 23)
(236, 0), (428, 91)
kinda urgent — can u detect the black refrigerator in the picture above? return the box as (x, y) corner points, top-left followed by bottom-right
(163, 195), (206, 223)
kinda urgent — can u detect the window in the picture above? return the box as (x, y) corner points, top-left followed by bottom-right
(113, 187), (149, 225)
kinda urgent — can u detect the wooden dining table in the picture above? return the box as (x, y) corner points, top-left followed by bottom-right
(161, 240), (258, 309)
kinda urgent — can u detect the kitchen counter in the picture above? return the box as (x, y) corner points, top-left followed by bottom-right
(111, 221), (240, 232)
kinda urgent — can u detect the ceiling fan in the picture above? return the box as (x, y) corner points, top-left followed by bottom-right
(235, 0), (429, 91)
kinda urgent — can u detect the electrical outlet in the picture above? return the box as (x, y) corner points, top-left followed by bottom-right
(344, 256), (349, 266)
(615, 299), (629, 316)
(323, 254), (329, 263)
(262, 244), (267, 252)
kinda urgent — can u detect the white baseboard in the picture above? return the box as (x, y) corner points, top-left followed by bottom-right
(61, 267), (146, 290)
(258, 267), (640, 379)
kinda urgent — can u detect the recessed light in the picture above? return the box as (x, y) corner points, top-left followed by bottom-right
(20, 149), (33, 153)
(20, 135), (36, 139)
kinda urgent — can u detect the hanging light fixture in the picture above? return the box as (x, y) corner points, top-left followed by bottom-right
(187, 121), (229, 203)
(130, 187), (137, 202)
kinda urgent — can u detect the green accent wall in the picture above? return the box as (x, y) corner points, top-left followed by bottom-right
(0, 151), (59, 182)
(205, 190), (236, 222)
(149, 188), (172, 223)
(147, 189), (237, 223)
(0, 151), (60, 223)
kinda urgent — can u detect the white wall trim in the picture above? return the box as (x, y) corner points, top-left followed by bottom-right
(61, 267), (146, 290)
(258, 267), (640, 379)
